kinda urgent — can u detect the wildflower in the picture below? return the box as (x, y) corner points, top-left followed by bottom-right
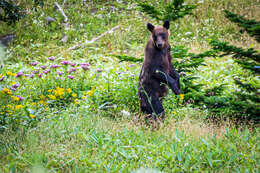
(12, 83), (20, 88)
(69, 63), (76, 67)
(7, 104), (14, 110)
(72, 93), (77, 98)
(39, 73), (43, 78)
(48, 56), (56, 61)
(29, 74), (35, 78)
(179, 94), (184, 100)
(57, 71), (64, 76)
(39, 100), (46, 105)
(16, 72), (24, 77)
(74, 99), (80, 104)
(82, 96), (87, 99)
(47, 89), (53, 93)
(1, 88), (12, 95)
(29, 114), (35, 118)
(10, 87), (16, 91)
(97, 68), (103, 73)
(129, 64), (136, 68)
(41, 65), (47, 69)
(40, 95), (45, 100)
(86, 88), (95, 97)
(68, 68), (77, 73)
(30, 62), (38, 66)
(17, 95), (24, 101)
(80, 63), (90, 70)
(66, 88), (72, 93)
(68, 75), (75, 79)
(61, 61), (70, 65)
(31, 102), (37, 106)
(130, 74), (136, 78)
(7, 71), (16, 77)
(53, 87), (65, 96)
(32, 69), (39, 74)
(0, 75), (4, 81)
(15, 105), (23, 109)
(43, 70), (50, 74)
(11, 96), (20, 101)
(50, 64), (61, 68)
(48, 95), (56, 100)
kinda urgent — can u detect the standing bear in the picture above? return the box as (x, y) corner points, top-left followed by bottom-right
(138, 20), (181, 120)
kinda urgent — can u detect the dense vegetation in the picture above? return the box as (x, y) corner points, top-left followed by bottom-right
(0, 0), (259, 172)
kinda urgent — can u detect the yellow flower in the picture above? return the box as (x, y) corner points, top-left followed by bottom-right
(48, 95), (56, 100)
(74, 99), (80, 104)
(86, 87), (95, 97)
(7, 105), (14, 110)
(1, 106), (5, 109)
(172, 111), (177, 114)
(47, 89), (53, 93)
(11, 82), (16, 85)
(29, 114), (35, 118)
(66, 88), (72, 94)
(40, 95), (46, 100)
(31, 102), (37, 106)
(39, 100), (46, 105)
(82, 96), (87, 99)
(54, 87), (65, 96)
(11, 96), (20, 102)
(1, 88), (12, 95)
(72, 93), (77, 98)
(45, 107), (49, 111)
(15, 105), (23, 109)
(6, 71), (16, 77)
(0, 112), (4, 114)
(179, 94), (184, 100)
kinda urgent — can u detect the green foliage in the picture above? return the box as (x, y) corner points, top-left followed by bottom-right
(0, 0), (24, 24)
(137, 0), (196, 21)
(224, 10), (260, 42)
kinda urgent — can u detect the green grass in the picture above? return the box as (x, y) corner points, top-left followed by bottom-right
(0, 0), (259, 172)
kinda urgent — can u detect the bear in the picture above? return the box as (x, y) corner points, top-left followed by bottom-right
(138, 20), (181, 120)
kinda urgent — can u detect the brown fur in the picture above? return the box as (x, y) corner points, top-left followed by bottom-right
(138, 21), (180, 119)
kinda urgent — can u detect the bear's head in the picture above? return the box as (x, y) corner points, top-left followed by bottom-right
(147, 20), (170, 50)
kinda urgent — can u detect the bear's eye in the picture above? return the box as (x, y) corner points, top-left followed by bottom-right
(161, 34), (166, 39)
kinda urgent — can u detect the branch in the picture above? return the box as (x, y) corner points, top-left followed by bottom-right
(55, 2), (68, 22)
(68, 25), (121, 51)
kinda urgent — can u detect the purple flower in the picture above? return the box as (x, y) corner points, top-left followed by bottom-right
(69, 63), (76, 67)
(41, 65), (47, 69)
(80, 63), (90, 71)
(129, 64), (136, 68)
(32, 70), (39, 74)
(0, 76), (4, 81)
(29, 74), (34, 78)
(48, 56), (56, 61)
(39, 73), (43, 78)
(68, 68), (77, 73)
(16, 72), (24, 77)
(57, 71), (64, 75)
(30, 62), (38, 66)
(61, 61), (70, 65)
(12, 83), (20, 88)
(10, 87), (17, 91)
(43, 70), (50, 74)
(17, 95), (24, 101)
(68, 75), (75, 79)
(97, 68), (103, 73)
(50, 64), (61, 68)
(130, 74), (136, 78)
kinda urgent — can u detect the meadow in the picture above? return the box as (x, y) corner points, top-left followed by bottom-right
(0, 0), (259, 172)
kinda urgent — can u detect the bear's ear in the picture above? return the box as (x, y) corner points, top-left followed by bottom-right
(147, 23), (154, 32)
(163, 20), (170, 30)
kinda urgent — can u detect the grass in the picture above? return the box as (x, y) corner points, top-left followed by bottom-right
(0, 0), (259, 172)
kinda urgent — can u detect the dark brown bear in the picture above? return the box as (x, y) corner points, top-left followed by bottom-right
(138, 20), (181, 120)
